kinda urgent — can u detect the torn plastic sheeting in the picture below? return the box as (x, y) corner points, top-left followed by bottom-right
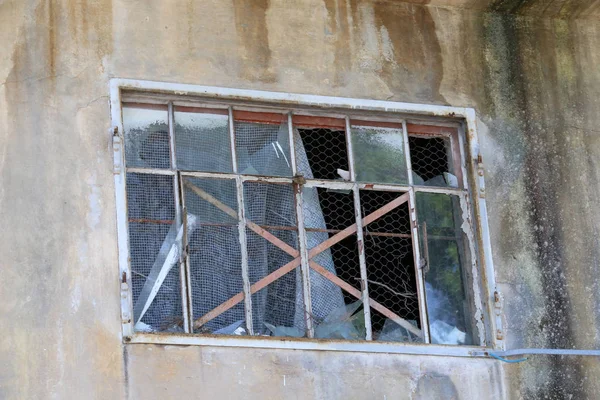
(133, 213), (198, 327)
(376, 318), (420, 343)
(314, 300), (365, 340)
(264, 323), (304, 338)
(214, 320), (247, 335)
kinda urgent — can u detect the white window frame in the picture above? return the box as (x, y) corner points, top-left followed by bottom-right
(110, 78), (503, 357)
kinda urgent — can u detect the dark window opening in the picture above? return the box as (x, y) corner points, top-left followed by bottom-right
(298, 128), (348, 180)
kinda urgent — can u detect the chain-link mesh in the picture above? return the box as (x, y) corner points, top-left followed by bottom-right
(359, 190), (420, 342)
(297, 128), (348, 180)
(123, 106), (171, 169)
(235, 120), (292, 177)
(409, 136), (455, 187)
(174, 109), (233, 173)
(126, 172), (183, 332)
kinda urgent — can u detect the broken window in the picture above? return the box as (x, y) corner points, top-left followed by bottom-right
(120, 102), (480, 346)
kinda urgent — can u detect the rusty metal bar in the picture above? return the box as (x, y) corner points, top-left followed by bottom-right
(192, 190), (417, 334)
(289, 112), (314, 337)
(346, 116), (373, 340)
(309, 261), (422, 337)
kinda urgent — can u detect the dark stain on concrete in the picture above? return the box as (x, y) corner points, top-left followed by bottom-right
(323, 0), (354, 87)
(232, 0), (276, 83)
(414, 374), (459, 399)
(482, 8), (586, 399)
(373, 2), (446, 102)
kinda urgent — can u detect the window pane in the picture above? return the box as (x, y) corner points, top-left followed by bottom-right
(351, 126), (408, 184)
(243, 182), (303, 337)
(182, 177), (246, 334)
(296, 128), (349, 180)
(174, 109), (233, 173)
(409, 136), (458, 187)
(360, 190), (422, 343)
(126, 173), (183, 332)
(416, 192), (475, 345)
(303, 187), (364, 340)
(235, 119), (292, 177)
(123, 106), (170, 169)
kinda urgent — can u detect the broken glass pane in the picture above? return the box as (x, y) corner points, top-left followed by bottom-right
(409, 136), (458, 188)
(183, 177), (246, 334)
(123, 106), (170, 169)
(126, 173), (183, 332)
(235, 119), (292, 177)
(416, 192), (474, 345)
(350, 125), (408, 184)
(174, 109), (233, 173)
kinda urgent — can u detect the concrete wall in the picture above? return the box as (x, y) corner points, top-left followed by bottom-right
(1, 0), (599, 399)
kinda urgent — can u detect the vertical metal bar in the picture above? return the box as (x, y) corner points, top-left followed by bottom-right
(179, 175), (194, 332)
(409, 188), (431, 343)
(230, 106), (254, 335)
(287, 112), (298, 174)
(402, 120), (414, 186)
(346, 116), (373, 340)
(112, 93), (134, 338)
(404, 120), (431, 342)
(457, 125), (470, 191)
(169, 102), (191, 333)
(289, 112), (314, 337)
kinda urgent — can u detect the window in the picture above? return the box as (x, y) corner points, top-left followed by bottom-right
(113, 82), (495, 349)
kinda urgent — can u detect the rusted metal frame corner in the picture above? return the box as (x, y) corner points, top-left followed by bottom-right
(289, 113), (315, 338)
(188, 181), (421, 337)
(168, 102), (192, 333)
(111, 82), (134, 339)
(345, 116), (373, 340)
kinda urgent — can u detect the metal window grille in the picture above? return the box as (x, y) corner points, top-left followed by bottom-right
(118, 101), (482, 346)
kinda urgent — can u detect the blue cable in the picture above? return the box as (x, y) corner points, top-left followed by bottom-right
(488, 352), (528, 363)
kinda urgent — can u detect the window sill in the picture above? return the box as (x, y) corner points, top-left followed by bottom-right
(125, 332), (490, 358)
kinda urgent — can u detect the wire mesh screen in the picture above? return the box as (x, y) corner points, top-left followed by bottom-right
(123, 106), (171, 169)
(235, 120), (292, 177)
(182, 177), (246, 334)
(409, 136), (456, 187)
(126, 172), (183, 332)
(174, 109), (233, 173)
(297, 128), (349, 180)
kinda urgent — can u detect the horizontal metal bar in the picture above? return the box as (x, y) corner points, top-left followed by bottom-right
(412, 186), (466, 195)
(111, 79), (470, 118)
(126, 167), (175, 176)
(127, 333), (489, 357)
(128, 218), (174, 225)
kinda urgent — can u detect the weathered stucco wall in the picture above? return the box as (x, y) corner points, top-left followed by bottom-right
(1, 0), (599, 399)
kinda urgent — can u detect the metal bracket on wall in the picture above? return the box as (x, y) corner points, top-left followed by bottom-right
(113, 127), (123, 175)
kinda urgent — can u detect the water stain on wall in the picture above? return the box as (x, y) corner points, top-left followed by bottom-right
(232, 0), (276, 83)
